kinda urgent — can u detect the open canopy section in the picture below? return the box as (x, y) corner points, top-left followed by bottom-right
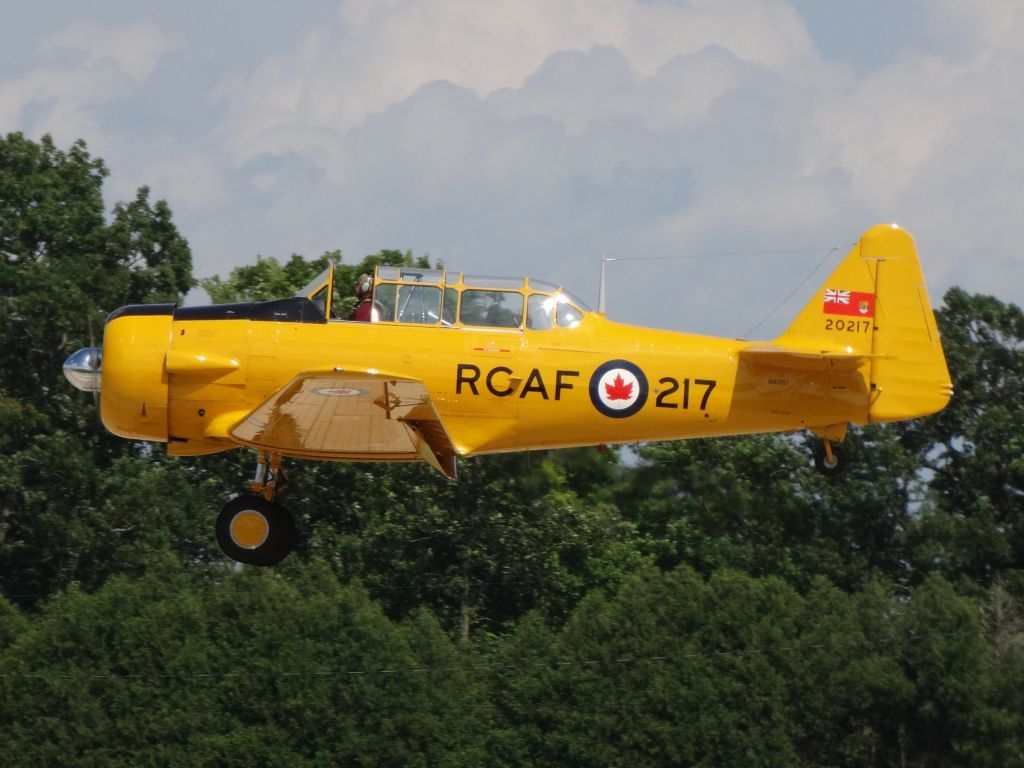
(293, 263), (336, 319)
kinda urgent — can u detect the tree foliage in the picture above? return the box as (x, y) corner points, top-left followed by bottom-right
(0, 133), (199, 606)
(0, 564), (491, 766)
(903, 289), (1024, 586)
(0, 133), (193, 408)
(3, 565), (1022, 767)
(200, 247), (430, 320)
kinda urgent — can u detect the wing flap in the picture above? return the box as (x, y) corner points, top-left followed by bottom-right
(229, 369), (457, 478)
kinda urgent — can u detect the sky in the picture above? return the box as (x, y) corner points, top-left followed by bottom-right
(2, 0), (1022, 337)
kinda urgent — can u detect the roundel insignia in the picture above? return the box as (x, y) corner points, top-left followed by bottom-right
(589, 360), (648, 418)
(314, 386), (368, 397)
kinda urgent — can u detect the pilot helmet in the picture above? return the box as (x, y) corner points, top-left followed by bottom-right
(355, 273), (373, 299)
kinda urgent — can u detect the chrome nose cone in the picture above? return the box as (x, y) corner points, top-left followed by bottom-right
(63, 347), (102, 393)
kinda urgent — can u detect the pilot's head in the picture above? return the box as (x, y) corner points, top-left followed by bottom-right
(355, 274), (373, 299)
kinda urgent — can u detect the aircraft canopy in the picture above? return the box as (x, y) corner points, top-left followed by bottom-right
(370, 266), (590, 330)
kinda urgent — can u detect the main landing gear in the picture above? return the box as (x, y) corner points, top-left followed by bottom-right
(215, 451), (298, 566)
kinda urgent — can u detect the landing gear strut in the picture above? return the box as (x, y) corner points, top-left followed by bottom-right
(215, 451), (297, 566)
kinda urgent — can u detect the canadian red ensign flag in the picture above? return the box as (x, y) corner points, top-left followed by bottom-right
(823, 289), (875, 317)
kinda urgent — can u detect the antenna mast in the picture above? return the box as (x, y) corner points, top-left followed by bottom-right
(598, 254), (614, 314)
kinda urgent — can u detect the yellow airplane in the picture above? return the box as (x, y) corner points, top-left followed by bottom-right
(64, 223), (951, 566)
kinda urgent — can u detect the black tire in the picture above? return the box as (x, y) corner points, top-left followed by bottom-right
(215, 495), (297, 566)
(813, 443), (847, 477)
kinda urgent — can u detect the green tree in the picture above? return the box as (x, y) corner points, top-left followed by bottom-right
(200, 247), (429, 319)
(0, 562), (490, 767)
(494, 567), (821, 766)
(491, 567), (1013, 767)
(967, 582), (1024, 766)
(233, 450), (642, 639)
(0, 133), (198, 607)
(0, 133), (193, 410)
(619, 427), (921, 589)
(903, 289), (1024, 587)
(201, 252), (335, 304)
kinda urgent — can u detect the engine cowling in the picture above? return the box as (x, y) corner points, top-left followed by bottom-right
(98, 305), (175, 442)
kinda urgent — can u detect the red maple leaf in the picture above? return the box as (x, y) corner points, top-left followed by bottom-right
(604, 373), (634, 401)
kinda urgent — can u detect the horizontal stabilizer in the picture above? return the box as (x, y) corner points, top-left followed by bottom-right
(741, 345), (881, 371)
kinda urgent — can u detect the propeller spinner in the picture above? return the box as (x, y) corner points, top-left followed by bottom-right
(63, 347), (102, 393)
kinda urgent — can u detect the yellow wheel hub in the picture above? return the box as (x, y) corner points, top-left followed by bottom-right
(229, 509), (270, 549)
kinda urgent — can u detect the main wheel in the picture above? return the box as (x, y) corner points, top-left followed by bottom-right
(813, 442), (847, 477)
(216, 495), (297, 566)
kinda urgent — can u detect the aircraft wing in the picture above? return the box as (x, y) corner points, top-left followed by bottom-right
(229, 369), (457, 478)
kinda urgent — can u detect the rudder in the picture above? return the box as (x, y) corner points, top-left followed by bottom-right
(860, 224), (953, 422)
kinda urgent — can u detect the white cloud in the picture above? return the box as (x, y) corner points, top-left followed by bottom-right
(178, 0), (1024, 331)
(920, 0), (1024, 59)
(0, 21), (176, 149)
(41, 21), (175, 81)
(798, 1), (1024, 300)
(3, 2), (1023, 332)
(0, 66), (116, 145)
(220, 0), (819, 160)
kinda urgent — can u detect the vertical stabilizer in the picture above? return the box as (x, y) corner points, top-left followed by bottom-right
(774, 224), (952, 423)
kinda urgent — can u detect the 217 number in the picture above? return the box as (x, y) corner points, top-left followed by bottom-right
(655, 377), (716, 410)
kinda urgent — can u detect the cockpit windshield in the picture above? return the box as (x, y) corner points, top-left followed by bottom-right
(559, 289), (591, 313)
(367, 266), (590, 331)
(526, 293), (584, 330)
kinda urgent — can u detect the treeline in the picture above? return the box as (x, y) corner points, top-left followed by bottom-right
(1, 133), (1023, 766)
(2, 564), (1022, 766)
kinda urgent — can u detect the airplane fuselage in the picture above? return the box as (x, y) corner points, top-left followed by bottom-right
(101, 305), (869, 460)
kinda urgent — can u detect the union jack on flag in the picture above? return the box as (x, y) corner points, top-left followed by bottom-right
(824, 289), (850, 305)
(823, 288), (875, 317)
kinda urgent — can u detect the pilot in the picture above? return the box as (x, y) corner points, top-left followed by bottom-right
(350, 273), (378, 322)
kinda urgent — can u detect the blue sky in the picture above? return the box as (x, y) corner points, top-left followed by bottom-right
(2, 0), (1021, 336)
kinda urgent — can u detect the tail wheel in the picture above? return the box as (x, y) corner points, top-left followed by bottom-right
(216, 495), (297, 566)
(814, 441), (847, 477)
